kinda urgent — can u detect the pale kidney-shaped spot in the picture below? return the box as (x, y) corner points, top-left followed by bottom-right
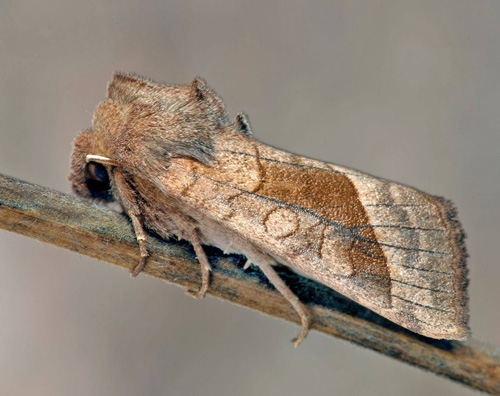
(264, 207), (299, 238)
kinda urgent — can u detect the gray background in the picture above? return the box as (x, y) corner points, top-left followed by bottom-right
(1, 1), (499, 395)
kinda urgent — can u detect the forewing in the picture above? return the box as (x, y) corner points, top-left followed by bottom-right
(152, 134), (468, 340)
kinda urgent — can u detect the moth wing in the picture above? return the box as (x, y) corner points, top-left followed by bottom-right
(153, 136), (468, 340)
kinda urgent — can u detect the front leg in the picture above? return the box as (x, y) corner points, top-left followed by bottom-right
(112, 168), (150, 277)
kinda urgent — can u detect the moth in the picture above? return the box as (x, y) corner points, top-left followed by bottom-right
(69, 73), (469, 345)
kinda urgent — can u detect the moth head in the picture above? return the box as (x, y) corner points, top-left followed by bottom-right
(68, 129), (115, 202)
(69, 73), (232, 201)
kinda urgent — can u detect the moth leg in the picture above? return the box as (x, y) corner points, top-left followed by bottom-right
(111, 169), (149, 277)
(255, 259), (310, 347)
(128, 216), (149, 277)
(186, 229), (212, 299)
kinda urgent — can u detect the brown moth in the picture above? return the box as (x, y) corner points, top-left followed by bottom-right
(69, 73), (469, 345)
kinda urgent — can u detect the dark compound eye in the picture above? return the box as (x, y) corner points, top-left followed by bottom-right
(84, 162), (112, 200)
(86, 162), (109, 183)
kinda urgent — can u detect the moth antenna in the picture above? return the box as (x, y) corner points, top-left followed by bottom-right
(86, 154), (121, 167)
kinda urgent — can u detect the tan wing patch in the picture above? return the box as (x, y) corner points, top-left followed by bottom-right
(254, 160), (389, 274)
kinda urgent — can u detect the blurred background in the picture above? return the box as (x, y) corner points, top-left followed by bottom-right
(1, 1), (499, 395)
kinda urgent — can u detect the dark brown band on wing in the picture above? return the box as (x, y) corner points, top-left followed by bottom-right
(254, 161), (390, 283)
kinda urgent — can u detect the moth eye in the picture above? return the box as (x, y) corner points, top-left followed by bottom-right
(84, 162), (112, 200)
(86, 162), (109, 183)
